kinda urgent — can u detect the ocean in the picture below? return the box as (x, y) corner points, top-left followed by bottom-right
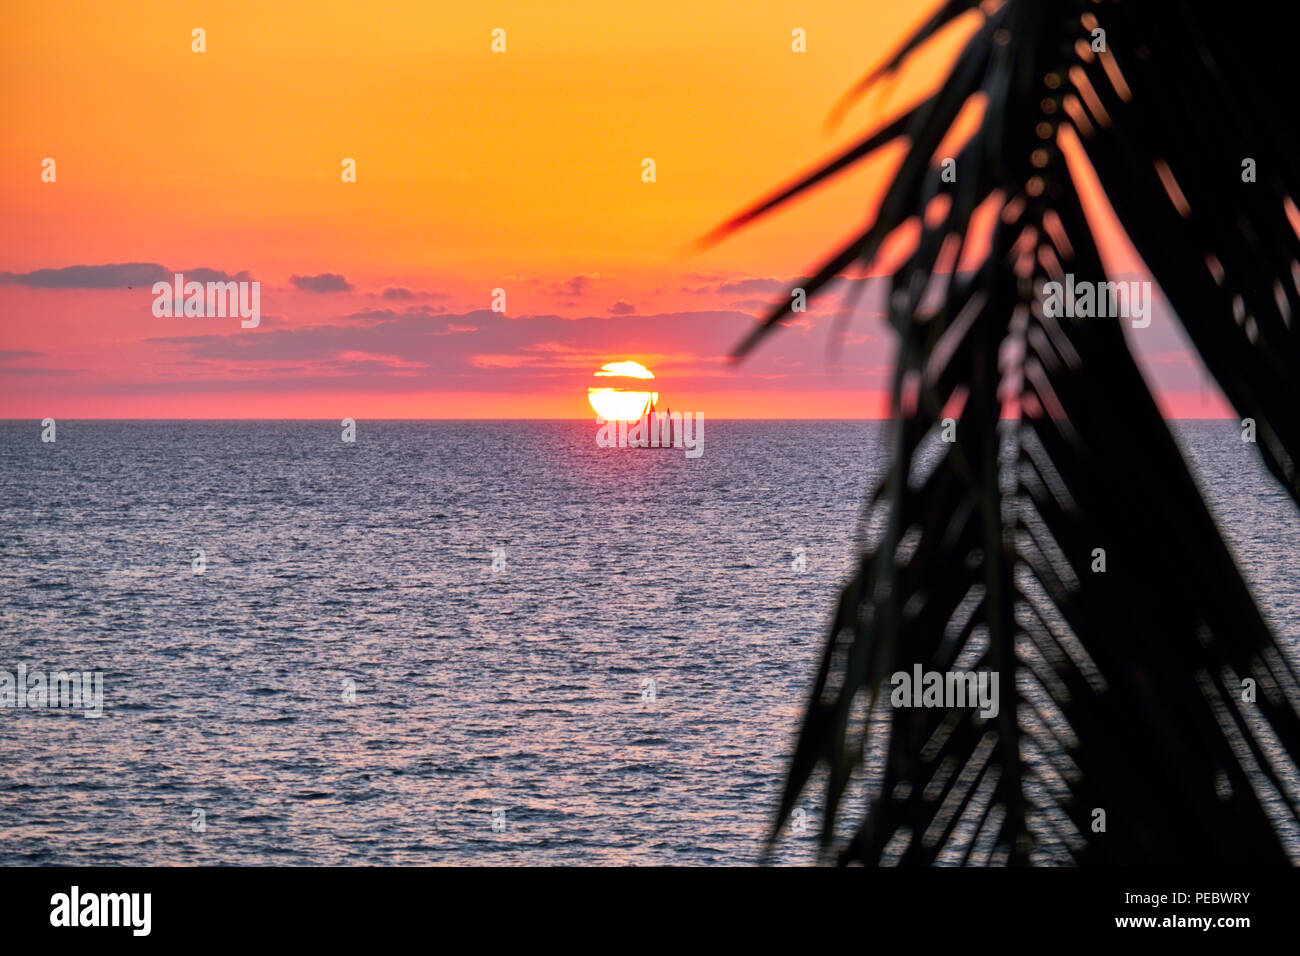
(1, 420), (1296, 864)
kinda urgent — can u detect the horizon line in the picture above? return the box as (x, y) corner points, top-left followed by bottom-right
(0, 416), (1243, 423)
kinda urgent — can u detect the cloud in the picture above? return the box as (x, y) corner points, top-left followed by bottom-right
(0, 263), (251, 289)
(608, 300), (636, 315)
(149, 309), (480, 363)
(533, 275), (596, 299)
(0, 349), (44, 360)
(290, 272), (353, 292)
(714, 277), (800, 296)
(341, 306), (448, 323)
(559, 276), (588, 297)
(183, 267), (255, 284)
(380, 287), (451, 302)
(138, 305), (895, 395)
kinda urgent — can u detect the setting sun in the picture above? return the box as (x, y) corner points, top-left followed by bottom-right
(587, 361), (658, 421)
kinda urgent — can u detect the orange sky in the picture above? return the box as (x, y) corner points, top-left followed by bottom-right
(0, 1), (1228, 418)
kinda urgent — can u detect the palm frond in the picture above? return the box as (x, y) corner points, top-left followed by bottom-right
(718, 0), (1300, 864)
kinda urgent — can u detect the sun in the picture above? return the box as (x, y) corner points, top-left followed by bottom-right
(588, 361), (658, 421)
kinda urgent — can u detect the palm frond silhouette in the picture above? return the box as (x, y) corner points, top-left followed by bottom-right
(711, 0), (1300, 864)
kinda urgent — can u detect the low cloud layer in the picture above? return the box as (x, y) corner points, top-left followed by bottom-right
(0, 263), (252, 289)
(290, 272), (353, 293)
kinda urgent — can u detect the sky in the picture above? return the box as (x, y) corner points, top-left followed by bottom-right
(0, 1), (1229, 418)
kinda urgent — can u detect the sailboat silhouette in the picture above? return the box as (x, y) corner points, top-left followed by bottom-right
(630, 397), (677, 450)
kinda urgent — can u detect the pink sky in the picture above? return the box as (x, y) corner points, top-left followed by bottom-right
(0, 1), (1232, 418)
